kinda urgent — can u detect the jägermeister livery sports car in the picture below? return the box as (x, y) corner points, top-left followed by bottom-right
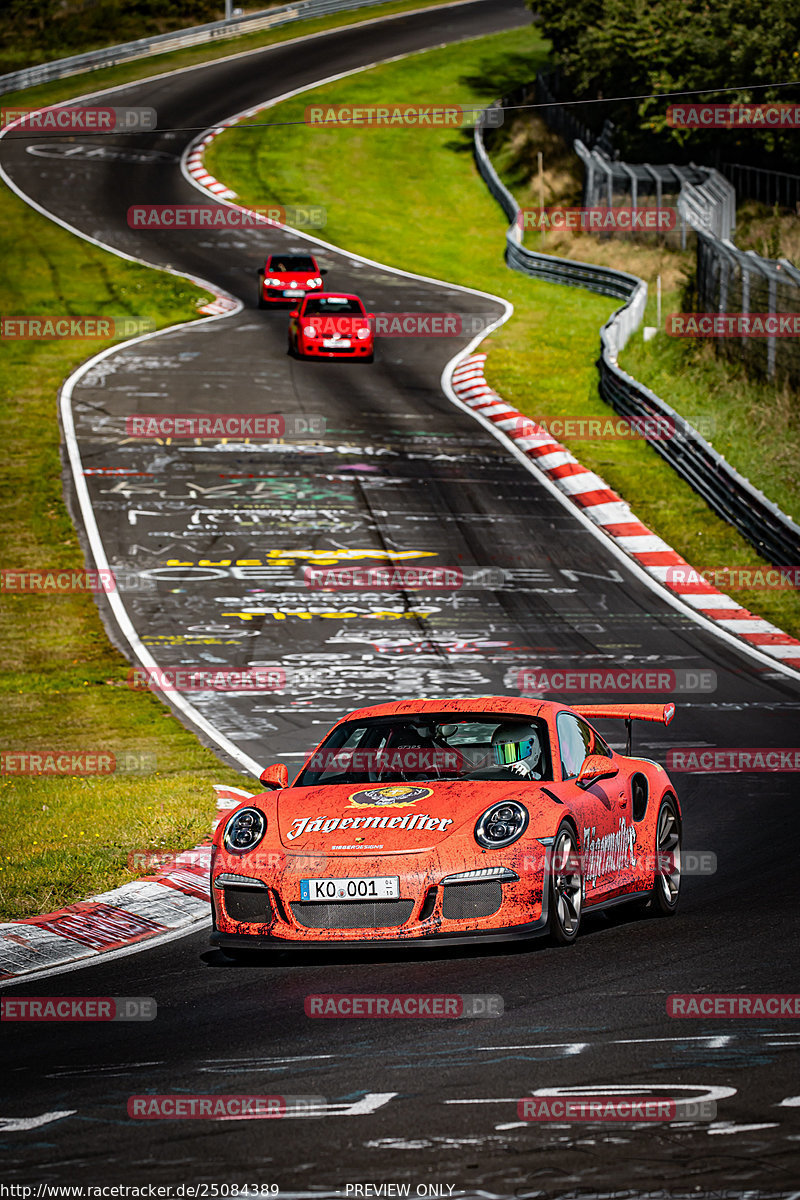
(210, 697), (681, 956)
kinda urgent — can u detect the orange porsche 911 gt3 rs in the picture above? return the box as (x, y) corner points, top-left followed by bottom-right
(210, 697), (681, 958)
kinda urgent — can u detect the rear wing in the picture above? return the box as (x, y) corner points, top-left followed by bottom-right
(572, 703), (675, 755)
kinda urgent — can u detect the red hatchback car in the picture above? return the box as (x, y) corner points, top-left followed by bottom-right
(258, 253), (326, 307)
(288, 293), (375, 361)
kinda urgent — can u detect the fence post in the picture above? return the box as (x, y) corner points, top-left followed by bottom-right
(741, 260), (750, 356)
(767, 271), (777, 379)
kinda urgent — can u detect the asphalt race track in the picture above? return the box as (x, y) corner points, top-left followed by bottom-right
(2, 0), (800, 1193)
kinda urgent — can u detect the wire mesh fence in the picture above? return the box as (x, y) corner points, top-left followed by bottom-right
(533, 74), (798, 385)
(695, 235), (800, 385)
(720, 162), (800, 211)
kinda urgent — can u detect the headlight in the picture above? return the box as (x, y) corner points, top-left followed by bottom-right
(307, 277), (321, 286)
(264, 277), (281, 286)
(475, 801), (529, 849)
(356, 327), (370, 340)
(223, 807), (267, 854)
(304, 324), (317, 338)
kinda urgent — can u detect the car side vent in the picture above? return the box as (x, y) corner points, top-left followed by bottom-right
(631, 773), (649, 822)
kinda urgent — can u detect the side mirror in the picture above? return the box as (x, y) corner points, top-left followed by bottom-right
(257, 268), (264, 277)
(289, 309), (300, 318)
(259, 763), (288, 790)
(576, 754), (619, 789)
(320, 267), (329, 275)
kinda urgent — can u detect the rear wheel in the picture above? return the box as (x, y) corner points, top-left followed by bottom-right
(548, 823), (583, 945)
(257, 271), (266, 308)
(647, 796), (681, 916)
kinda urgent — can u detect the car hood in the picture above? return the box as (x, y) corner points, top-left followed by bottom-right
(275, 780), (550, 854)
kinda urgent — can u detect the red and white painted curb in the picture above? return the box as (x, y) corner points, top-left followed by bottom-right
(452, 354), (800, 673)
(0, 784), (254, 983)
(185, 125), (239, 200)
(186, 124), (298, 315)
(184, 116), (298, 239)
(185, 125), (242, 316)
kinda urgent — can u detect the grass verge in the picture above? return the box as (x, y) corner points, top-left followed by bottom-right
(0, 184), (251, 920)
(205, 33), (800, 640)
(2, 0), (465, 923)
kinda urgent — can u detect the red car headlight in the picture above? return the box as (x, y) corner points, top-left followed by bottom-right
(356, 327), (370, 340)
(303, 324), (317, 338)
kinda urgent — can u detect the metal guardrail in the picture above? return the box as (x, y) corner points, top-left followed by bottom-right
(474, 101), (800, 567)
(475, 102), (644, 310)
(0, 0), (396, 96)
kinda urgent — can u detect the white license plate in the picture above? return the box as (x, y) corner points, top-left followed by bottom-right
(323, 338), (350, 348)
(300, 875), (399, 901)
(283, 289), (304, 296)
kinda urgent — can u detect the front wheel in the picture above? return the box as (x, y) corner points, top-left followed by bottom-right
(547, 823), (583, 945)
(647, 796), (681, 916)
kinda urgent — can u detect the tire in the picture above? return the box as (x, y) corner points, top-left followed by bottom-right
(547, 822), (583, 945)
(257, 271), (267, 309)
(645, 795), (682, 916)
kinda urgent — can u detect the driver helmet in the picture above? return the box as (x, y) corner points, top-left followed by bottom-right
(492, 722), (541, 768)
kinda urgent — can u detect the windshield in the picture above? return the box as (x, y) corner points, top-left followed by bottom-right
(293, 713), (553, 786)
(303, 296), (363, 315)
(267, 256), (316, 272)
